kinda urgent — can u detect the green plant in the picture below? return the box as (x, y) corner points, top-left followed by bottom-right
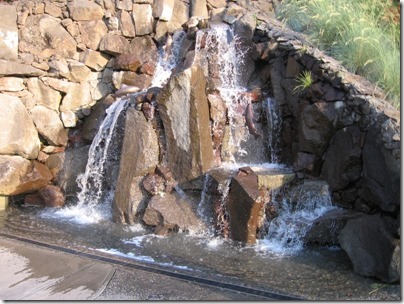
(276, 0), (400, 108)
(293, 70), (313, 95)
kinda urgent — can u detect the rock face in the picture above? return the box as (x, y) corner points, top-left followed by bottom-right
(339, 214), (400, 283)
(113, 107), (159, 224)
(156, 65), (214, 182)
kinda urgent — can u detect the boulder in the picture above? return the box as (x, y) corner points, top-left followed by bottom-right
(320, 126), (362, 191)
(156, 65), (214, 182)
(339, 214), (400, 283)
(0, 4), (18, 60)
(29, 105), (68, 146)
(60, 82), (94, 112)
(82, 49), (110, 71)
(304, 208), (363, 245)
(0, 156), (53, 196)
(0, 59), (45, 77)
(68, 0), (104, 21)
(143, 192), (202, 232)
(114, 54), (142, 71)
(19, 15), (77, 59)
(99, 33), (130, 56)
(153, 0), (175, 21)
(113, 107), (159, 224)
(118, 10), (136, 38)
(0, 94), (40, 159)
(129, 36), (158, 66)
(299, 102), (339, 156)
(78, 20), (108, 50)
(38, 184), (65, 207)
(132, 4), (153, 36)
(45, 145), (90, 197)
(359, 121), (400, 213)
(0, 77), (24, 92)
(227, 168), (265, 244)
(26, 78), (62, 111)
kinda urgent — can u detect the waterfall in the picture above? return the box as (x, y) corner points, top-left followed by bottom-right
(265, 96), (283, 164)
(195, 24), (267, 165)
(76, 99), (128, 208)
(257, 181), (337, 254)
(40, 30), (187, 224)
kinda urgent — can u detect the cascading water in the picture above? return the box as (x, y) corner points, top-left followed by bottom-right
(40, 30), (187, 224)
(195, 24), (267, 164)
(257, 181), (337, 254)
(265, 96), (283, 164)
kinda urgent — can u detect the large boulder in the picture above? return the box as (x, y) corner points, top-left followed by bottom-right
(359, 119), (400, 213)
(143, 192), (202, 233)
(0, 94), (40, 159)
(19, 15), (77, 59)
(156, 65), (214, 182)
(339, 214), (400, 283)
(113, 107), (159, 224)
(227, 167), (265, 244)
(29, 105), (68, 147)
(0, 155), (52, 196)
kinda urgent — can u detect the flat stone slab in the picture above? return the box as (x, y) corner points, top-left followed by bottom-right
(249, 166), (295, 190)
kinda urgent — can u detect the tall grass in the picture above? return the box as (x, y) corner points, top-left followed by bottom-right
(276, 0), (400, 108)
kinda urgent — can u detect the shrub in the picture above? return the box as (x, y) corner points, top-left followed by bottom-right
(276, 0), (400, 108)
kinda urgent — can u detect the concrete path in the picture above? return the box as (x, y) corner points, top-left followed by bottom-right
(0, 236), (270, 301)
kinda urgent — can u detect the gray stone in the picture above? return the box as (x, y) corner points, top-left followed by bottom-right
(0, 94), (40, 159)
(339, 214), (400, 283)
(190, 0), (208, 18)
(153, 0), (175, 21)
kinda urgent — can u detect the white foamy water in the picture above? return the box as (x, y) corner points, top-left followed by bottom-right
(257, 183), (337, 255)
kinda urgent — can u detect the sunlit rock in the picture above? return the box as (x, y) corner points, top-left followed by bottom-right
(19, 15), (77, 59)
(0, 94), (40, 159)
(227, 167), (265, 245)
(156, 65), (214, 182)
(0, 156), (52, 196)
(0, 4), (18, 60)
(30, 105), (68, 146)
(68, 0), (104, 21)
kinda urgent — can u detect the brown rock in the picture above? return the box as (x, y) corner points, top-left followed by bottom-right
(133, 4), (153, 36)
(39, 184), (65, 207)
(82, 49), (110, 71)
(78, 20), (108, 50)
(0, 4), (18, 60)
(142, 173), (165, 195)
(119, 10), (136, 38)
(114, 53), (142, 71)
(99, 33), (130, 56)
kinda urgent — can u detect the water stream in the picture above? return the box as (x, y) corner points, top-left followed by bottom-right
(2, 25), (400, 300)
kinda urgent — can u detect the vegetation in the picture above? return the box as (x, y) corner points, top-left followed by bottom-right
(276, 0), (400, 108)
(292, 70), (313, 95)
